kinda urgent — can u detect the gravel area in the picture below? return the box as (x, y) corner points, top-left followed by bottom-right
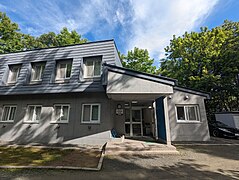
(0, 137), (238, 180)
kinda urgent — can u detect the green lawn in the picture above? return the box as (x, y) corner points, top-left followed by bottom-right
(0, 146), (101, 168)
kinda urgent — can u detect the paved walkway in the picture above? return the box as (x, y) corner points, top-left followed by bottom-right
(105, 138), (178, 155)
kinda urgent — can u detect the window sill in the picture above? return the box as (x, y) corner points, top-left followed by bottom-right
(177, 120), (202, 124)
(50, 121), (69, 124)
(29, 80), (42, 85)
(81, 122), (101, 125)
(55, 79), (70, 83)
(23, 121), (39, 124)
(0, 121), (14, 123)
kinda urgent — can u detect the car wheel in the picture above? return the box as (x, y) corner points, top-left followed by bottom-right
(212, 129), (219, 137)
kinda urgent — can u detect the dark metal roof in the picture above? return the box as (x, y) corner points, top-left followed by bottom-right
(174, 86), (210, 99)
(0, 39), (115, 56)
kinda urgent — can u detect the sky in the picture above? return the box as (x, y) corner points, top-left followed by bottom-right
(0, 0), (239, 66)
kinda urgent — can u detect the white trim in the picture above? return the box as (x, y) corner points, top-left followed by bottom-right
(51, 104), (70, 123)
(81, 103), (101, 124)
(175, 104), (200, 123)
(1, 105), (17, 123)
(83, 58), (102, 79)
(55, 61), (72, 81)
(24, 105), (42, 123)
(30, 63), (45, 82)
(7, 65), (21, 84)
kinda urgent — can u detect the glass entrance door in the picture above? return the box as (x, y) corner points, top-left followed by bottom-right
(125, 108), (143, 136)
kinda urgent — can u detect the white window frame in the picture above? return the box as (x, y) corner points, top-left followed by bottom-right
(24, 105), (42, 123)
(7, 65), (21, 84)
(51, 104), (70, 123)
(31, 62), (45, 82)
(1, 105), (17, 123)
(55, 60), (72, 81)
(81, 104), (101, 124)
(176, 105), (200, 123)
(83, 57), (102, 78)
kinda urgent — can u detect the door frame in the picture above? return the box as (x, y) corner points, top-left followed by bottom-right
(125, 107), (143, 137)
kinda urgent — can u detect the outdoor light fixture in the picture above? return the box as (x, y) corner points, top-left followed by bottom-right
(168, 95), (172, 99)
(184, 95), (189, 100)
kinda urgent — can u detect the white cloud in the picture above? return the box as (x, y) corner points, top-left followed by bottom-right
(128, 0), (219, 60)
(1, 0), (218, 63)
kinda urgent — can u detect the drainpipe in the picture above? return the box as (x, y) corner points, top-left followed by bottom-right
(153, 101), (158, 140)
(163, 96), (172, 145)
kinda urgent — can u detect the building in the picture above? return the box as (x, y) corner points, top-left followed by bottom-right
(0, 40), (210, 145)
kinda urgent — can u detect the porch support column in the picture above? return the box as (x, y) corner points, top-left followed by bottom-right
(163, 96), (171, 145)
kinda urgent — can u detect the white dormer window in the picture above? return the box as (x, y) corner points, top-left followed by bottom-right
(56, 60), (72, 81)
(7, 65), (21, 84)
(84, 56), (102, 78)
(31, 62), (45, 82)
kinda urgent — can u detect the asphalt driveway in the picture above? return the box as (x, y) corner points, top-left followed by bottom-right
(0, 137), (238, 180)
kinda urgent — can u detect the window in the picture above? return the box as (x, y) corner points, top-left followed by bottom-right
(84, 57), (102, 78)
(56, 60), (72, 81)
(7, 65), (21, 84)
(1, 106), (17, 122)
(52, 104), (70, 123)
(25, 105), (42, 123)
(176, 105), (200, 122)
(81, 104), (101, 123)
(31, 62), (45, 82)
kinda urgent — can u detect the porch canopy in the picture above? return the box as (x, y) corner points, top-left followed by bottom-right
(103, 64), (177, 100)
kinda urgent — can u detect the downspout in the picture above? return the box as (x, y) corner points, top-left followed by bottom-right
(153, 101), (158, 140)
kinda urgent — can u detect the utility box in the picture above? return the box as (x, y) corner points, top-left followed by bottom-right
(215, 112), (239, 129)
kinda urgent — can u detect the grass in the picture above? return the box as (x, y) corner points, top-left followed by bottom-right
(0, 146), (101, 168)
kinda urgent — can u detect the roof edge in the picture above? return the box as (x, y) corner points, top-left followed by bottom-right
(174, 86), (210, 99)
(0, 39), (115, 56)
(104, 63), (177, 84)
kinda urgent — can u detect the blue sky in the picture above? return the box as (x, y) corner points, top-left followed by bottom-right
(0, 0), (238, 66)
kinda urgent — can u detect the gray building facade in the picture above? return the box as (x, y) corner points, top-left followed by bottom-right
(0, 40), (210, 145)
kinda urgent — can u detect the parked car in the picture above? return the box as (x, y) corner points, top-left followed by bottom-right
(208, 121), (239, 138)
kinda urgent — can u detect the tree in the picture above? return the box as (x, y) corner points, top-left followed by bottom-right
(121, 47), (157, 74)
(0, 12), (88, 53)
(159, 20), (239, 115)
(0, 12), (24, 53)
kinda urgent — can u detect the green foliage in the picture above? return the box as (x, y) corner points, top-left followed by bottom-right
(0, 12), (88, 53)
(160, 20), (239, 114)
(121, 47), (157, 74)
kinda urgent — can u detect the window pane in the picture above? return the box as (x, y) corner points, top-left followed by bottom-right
(177, 107), (185, 120)
(91, 105), (99, 121)
(61, 106), (69, 121)
(28, 106), (34, 121)
(2, 107), (10, 121)
(35, 106), (42, 121)
(85, 61), (94, 77)
(9, 107), (16, 120)
(83, 105), (91, 122)
(59, 64), (66, 79)
(66, 64), (72, 78)
(8, 66), (19, 82)
(132, 110), (141, 122)
(125, 109), (130, 122)
(55, 106), (61, 121)
(32, 65), (44, 81)
(94, 61), (101, 76)
(187, 107), (197, 121)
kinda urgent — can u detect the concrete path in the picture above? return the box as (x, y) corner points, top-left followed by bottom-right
(105, 138), (179, 155)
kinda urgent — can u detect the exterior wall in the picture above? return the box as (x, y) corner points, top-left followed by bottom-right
(0, 40), (116, 95)
(168, 90), (210, 141)
(215, 112), (239, 129)
(0, 93), (114, 145)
